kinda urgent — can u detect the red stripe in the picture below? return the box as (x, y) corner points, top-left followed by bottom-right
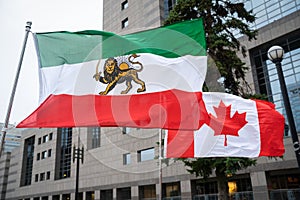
(17, 89), (207, 129)
(166, 130), (194, 158)
(255, 100), (285, 156)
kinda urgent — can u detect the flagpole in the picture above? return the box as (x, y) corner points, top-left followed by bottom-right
(158, 129), (163, 200)
(0, 21), (32, 157)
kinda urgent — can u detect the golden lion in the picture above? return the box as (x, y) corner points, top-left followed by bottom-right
(93, 54), (146, 95)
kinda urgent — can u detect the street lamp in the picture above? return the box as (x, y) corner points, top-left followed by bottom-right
(267, 45), (300, 168)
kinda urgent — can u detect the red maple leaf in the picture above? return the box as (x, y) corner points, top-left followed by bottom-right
(207, 100), (248, 146)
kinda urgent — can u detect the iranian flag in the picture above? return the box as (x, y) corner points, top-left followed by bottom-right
(165, 92), (285, 158)
(17, 19), (208, 129)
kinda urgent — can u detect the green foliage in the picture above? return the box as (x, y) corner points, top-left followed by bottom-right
(243, 93), (268, 100)
(165, 0), (257, 95)
(182, 157), (256, 180)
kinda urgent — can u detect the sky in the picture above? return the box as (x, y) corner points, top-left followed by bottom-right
(0, 0), (103, 125)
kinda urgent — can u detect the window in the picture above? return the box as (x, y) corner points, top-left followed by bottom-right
(20, 136), (35, 186)
(35, 174), (39, 182)
(55, 128), (72, 180)
(52, 195), (60, 200)
(117, 187), (131, 200)
(40, 172), (45, 181)
(62, 194), (71, 200)
(139, 185), (156, 199)
(86, 191), (95, 200)
(48, 149), (52, 157)
(87, 127), (101, 149)
(122, 127), (130, 134)
(43, 135), (49, 143)
(101, 189), (113, 200)
(163, 182), (181, 198)
(121, 0), (128, 10)
(122, 18), (129, 29)
(37, 153), (40, 161)
(42, 151), (47, 159)
(138, 148), (155, 162)
(250, 30), (300, 134)
(46, 171), (51, 180)
(49, 132), (53, 140)
(38, 137), (41, 145)
(92, 127), (101, 148)
(123, 153), (131, 165)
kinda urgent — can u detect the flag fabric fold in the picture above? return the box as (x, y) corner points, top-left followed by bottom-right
(17, 89), (208, 130)
(17, 19), (207, 128)
(165, 92), (285, 158)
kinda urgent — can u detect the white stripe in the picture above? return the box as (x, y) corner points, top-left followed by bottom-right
(39, 53), (207, 103)
(194, 93), (261, 157)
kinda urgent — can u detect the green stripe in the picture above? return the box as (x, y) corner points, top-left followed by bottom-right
(36, 19), (206, 68)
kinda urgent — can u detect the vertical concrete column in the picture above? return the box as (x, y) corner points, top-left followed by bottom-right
(131, 186), (139, 200)
(83, 192), (86, 200)
(113, 188), (117, 200)
(156, 183), (162, 199)
(250, 171), (269, 200)
(180, 180), (192, 199)
(71, 192), (76, 200)
(95, 190), (100, 200)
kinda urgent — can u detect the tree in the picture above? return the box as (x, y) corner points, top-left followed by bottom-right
(165, 0), (257, 95)
(165, 1), (258, 200)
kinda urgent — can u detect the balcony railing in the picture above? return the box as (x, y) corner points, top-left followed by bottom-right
(193, 191), (254, 200)
(269, 188), (300, 200)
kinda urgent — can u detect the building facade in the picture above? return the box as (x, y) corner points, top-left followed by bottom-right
(1, 0), (300, 200)
(1, 126), (299, 200)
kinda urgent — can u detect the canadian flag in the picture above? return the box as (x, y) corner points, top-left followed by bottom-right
(165, 92), (285, 158)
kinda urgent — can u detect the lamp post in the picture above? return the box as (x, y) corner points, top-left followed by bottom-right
(267, 45), (300, 168)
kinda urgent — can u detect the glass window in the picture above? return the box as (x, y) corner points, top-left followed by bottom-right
(35, 174), (39, 182)
(122, 18), (129, 29)
(250, 29), (300, 134)
(138, 147), (155, 162)
(52, 195), (60, 200)
(20, 136), (35, 186)
(122, 127), (131, 134)
(117, 187), (131, 200)
(56, 128), (72, 180)
(86, 191), (95, 200)
(101, 189), (113, 200)
(43, 135), (49, 143)
(266, 2), (280, 13)
(139, 185), (156, 199)
(38, 137), (41, 145)
(47, 171), (51, 180)
(62, 194), (71, 200)
(40, 172), (45, 181)
(121, 0), (128, 10)
(48, 149), (52, 157)
(49, 132), (53, 140)
(42, 151), (47, 159)
(37, 153), (40, 161)
(92, 127), (101, 148)
(87, 127), (101, 149)
(123, 153), (131, 165)
(163, 182), (181, 198)
(281, 1), (296, 12)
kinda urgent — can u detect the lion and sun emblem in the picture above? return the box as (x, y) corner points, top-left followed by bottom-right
(93, 54), (146, 95)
